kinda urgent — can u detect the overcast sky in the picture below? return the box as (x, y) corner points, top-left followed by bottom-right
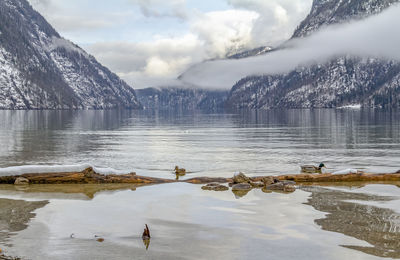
(28, 0), (312, 88)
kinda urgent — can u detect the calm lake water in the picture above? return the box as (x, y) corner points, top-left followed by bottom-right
(0, 109), (400, 259)
(0, 109), (399, 177)
(0, 183), (400, 260)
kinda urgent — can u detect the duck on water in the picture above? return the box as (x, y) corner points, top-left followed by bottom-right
(300, 163), (326, 174)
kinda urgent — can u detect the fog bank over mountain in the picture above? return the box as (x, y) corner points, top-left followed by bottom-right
(179, 4), (400, 89)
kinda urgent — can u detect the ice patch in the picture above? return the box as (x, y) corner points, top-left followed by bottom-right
(0, 164), (132, 176)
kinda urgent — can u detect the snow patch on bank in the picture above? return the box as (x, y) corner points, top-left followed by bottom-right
(332, 168), (359, 175)
(338, 104), (362, 109)
(0, 164), (132, 176)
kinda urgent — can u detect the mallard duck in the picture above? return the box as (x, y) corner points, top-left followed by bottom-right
(300, 163), (326, 173)
(175, 166), (186, 175)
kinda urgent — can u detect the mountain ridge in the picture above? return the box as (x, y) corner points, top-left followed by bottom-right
(292, 0), (399, 38)
(225, 0), (400, 109)
(0, 0), (141, 109)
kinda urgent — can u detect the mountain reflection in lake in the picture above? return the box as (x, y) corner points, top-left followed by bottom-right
(0, 109), (399, 178)
(303, 186), (400, 258)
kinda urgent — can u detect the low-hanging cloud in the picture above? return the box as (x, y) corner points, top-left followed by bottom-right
(28, 0), (313, 89)
(88, 8), (260, 87)
(179, 4), (400, 89)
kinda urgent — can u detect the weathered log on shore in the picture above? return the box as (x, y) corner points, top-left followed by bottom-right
(276, 172), (400, 183)
(186, 172), (400, 185)
(196, 172), (400, 184)
(0, 168), (174, 185)
(0, 167), (400, 185)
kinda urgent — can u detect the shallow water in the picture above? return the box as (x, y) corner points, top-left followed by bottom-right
(1, 109), (400, 259)
(0, 109), (399, 178)
(0, 183), (399, 259)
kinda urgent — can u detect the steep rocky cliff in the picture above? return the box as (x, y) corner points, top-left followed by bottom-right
(293, 0), (399, 38)
(0, 0), (141, 109)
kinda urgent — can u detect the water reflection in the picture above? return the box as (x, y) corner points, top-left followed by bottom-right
(142, 238), (150, 250)
(0, 198), (48, 246)
(0, 109), (399, 177)
(231, 189), (250, 198)
(303, 186), (400, 258)
(1, 182), (399, 259)
(0, 184), (148, 200)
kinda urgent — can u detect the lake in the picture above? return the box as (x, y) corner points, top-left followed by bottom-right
(0, 109), (399, 177)
(0, 109), (399, 260)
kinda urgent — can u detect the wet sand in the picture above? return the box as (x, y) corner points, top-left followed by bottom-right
(0, 183), (399, 259)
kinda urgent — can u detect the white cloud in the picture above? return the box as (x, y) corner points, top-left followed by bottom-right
(191, 9), (259, 57)
(28, 0), (130, 33)
(29, 0), (51, 7)
(46, 15), (116, 32)
(88, 9), (260, 88)
(179, 4), (400, 89)
(127, 0), (188, 19)
(87, 34), (203, 84)
(227, 0), (313, 46)
(29, 0), (314, 88)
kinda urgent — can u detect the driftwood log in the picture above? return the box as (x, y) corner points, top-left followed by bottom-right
(0, 167), (400, 185)
(276, 172), (400, 183)
(0, 167), (173, 185)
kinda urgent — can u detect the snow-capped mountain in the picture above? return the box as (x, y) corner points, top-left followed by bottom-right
(225, 57), (400, 109)
(292, 0), (399, 38)
(136, 87), (228, 111)
(225, 0), (400, 109)
(0, 0), (141, 109)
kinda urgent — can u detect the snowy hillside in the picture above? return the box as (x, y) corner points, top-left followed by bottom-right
(136, 87), (228, 111)
(292, 0), (399, 38)
(226, 57), (400, 109)
(225, 0), (400, 109)
(0, 0), (141, 109)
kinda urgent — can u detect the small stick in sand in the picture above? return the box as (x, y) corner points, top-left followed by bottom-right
(142, 224), (151, 239)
